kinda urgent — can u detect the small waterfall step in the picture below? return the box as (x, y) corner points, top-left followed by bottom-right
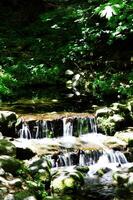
(17, 114), (97, 139)
(50, 149), (128, 168)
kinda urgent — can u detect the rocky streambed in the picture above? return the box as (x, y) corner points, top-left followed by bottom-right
(1, 100), (133, 200)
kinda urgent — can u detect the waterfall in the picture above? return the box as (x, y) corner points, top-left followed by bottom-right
(62, 116), (97, 137)
(90, 117), (97, 133)
(63, 118), (73, 137)
(106, 149), (128, 164)
(17, 116), (97, 139)
(17, 115), (128, 171)
(51, 149), (128, 168)
(18, 122), (31, 139)
(42, 121), (49, 138)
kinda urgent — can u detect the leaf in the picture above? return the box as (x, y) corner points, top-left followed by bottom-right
(100, 5), (117, 19)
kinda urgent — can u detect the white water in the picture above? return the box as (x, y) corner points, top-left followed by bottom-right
(17, 115), (128, 170)
(90, 117), (97, 133)
(18, 116), (97, 139)
(18, 122), (31, 139)
(62, 116), (97, 137)
(63, 118), (73, 137)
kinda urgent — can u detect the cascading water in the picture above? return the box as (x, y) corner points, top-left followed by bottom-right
(18, 122), (31, 139)
(63, 118), (73, 137)
(17, 115), (128, 170)
(51, 149), (128, 168)
(17, 116), (97, 139)
(90, 117), (97, 133)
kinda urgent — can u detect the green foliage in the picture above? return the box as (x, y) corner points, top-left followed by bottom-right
(14, 191), (33, 200)
(0, 0), (133, 101)
(17, 165), (48, 199)
(67, 69), (133, 102)
(95, 0), (133, 43)
(0, 69), (16, 97)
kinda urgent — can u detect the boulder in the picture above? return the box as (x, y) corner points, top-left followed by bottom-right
(14, 191), (36, 200)
(4, 194), (15, 200)
(0, 139), (16, 156)
(51, 167), (84, 194)
(113, 171), (129, 186)
(0, 111), (17, 137)
(115, 128), (133, 145)
(96, 101), (133, 135)
(127, 98), (133, 113)
(96, 107), (113, 118)
(115, 128), (133, 161)
(97, 114), (125, 135)
(0, 155), (22, 175)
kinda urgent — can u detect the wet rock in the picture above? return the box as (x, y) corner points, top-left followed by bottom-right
(4, 194), (15, 200)
(14, 191), (36, 200)
(103, 135), (127, 150)
(8, 178), (22, 187)
(0, 139), (16, 156)
(0, 168), (5, 176)
(96, 102), (133, 135)
(51, 167), (84, 194)
(113, 171), (129, 186)
(96, 107), (113, 118)
(23, 196), (37, 200)
(111, 103), (131, 120)
(76, 166), (89, 173)
(96, 167), (111, 177)
(127, 98), (133, 113)
(26, 156), (51, 189)
(115, 128), (133, 144)
(0, 155), (22, 175)
(0, 111), (17, 137)
(16, 147), (35, 160)
(97, 114), (125, 135)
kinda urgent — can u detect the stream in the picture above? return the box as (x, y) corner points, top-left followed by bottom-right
(1, 96), (133, 200)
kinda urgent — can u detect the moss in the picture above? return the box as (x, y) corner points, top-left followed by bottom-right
(14, 191), (34, 200)
(0, 155), (22, 175)
(0, 139), (16, 156)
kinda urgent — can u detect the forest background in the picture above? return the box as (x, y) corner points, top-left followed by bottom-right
(0, 0), (133, 106)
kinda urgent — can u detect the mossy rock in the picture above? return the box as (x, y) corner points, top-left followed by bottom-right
(0, 111), (17, 137)
(96, 107), (113, 118)
(51, 169), (84, 194)
(0, 155), (22, 175)
(76, 166), (89, 173)
(111, 103), (130, 116)
(115, 130), (133, 146)
(0, 139), (16, 156)
(14, 191), (36, 200)
(97, 114), (125, 135)
(96, 167), (110, 177)
(113, 171), (129, 186)
(28, 156), (51, 177)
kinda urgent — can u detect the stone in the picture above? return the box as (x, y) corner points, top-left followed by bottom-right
(14, 191), (36, 200)
(96, 107), (113, 118)
(103, 135), (127, 150)
(0, 155), (22, 175)
(111, 103), (130, 115)
(8, 178), (22, 187)
(127, 98), (133, 112)
(0, 111), (17, 137)
(24, 196), (37, 200)
(0, 168), (5, 176)
(115, 129), (133, 144)
(0, 176), (9, 186)
(97, 114), (125, 135)
(4, 194), (15, 200)
(0, 139), (16, 156)
(113, 171), (129, 186)
(51, 168), (84, 194)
